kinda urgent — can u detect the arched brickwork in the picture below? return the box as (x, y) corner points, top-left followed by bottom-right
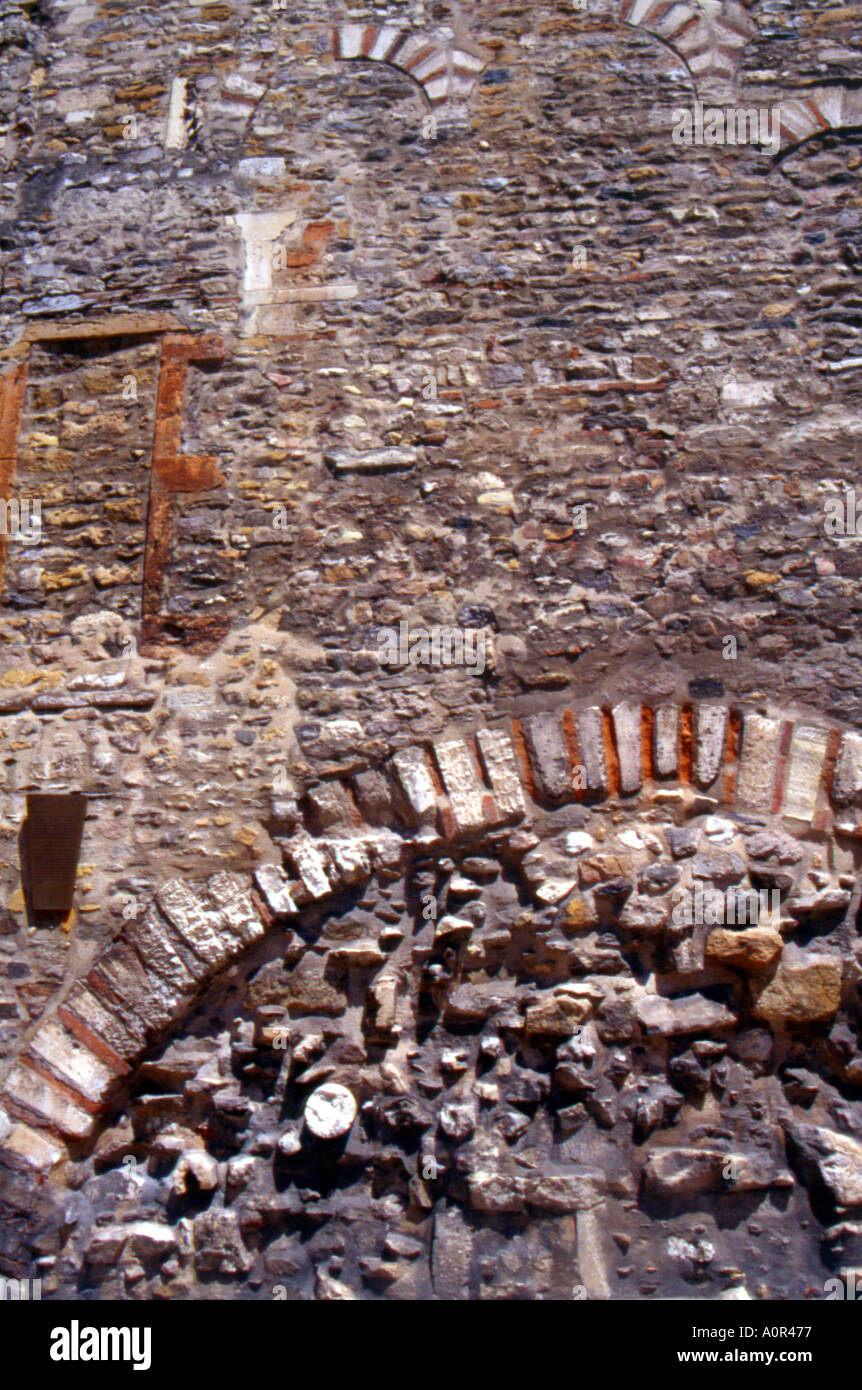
(4, 694), (861, 1179)
(332, 23), (486, 109)
(778, 86), (862, 153)
(616, 0), (757, 98)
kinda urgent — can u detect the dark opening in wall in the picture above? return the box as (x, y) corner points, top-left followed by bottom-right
(19, 792), (87, 927)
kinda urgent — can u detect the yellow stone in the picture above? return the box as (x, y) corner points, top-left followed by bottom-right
(0, 668), (42, 688)
(752, 951), (842, 1027)
(706, 926), (782, 973)
(744, 570), (779, 589)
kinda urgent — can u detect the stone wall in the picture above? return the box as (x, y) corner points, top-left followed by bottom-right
(1, 0), (862, 1301)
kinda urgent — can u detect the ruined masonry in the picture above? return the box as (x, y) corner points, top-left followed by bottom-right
(0, 0), (862, 1301)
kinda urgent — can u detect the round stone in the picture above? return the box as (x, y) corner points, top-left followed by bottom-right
(304, 1083), (357, 1140)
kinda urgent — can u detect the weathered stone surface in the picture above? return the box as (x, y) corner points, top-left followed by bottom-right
(783, 725), (829, 823)
(693, 705), (728, 788)
(22, 1018), (122, 1106)
(612, 702), (643, 795)
(705, 926), (783, 973)
(786, 1125), (862, 1210)
(207, 872), (266, 948)
(431, 1205), (472, 1299)
(832, 732), (862, 806)
(576, 707), (609, 794)
(89, 942), (182, 1033)
(475, 728), (527, 818)
(433, 738), (488, 833)
(752, 947), (843, 1026)
(155, 881), (232, 972)
(636, 993), (737, 1037)
(252, 863), (299, 919)
(1, 1064), (94, 1140)
(5, 0), (862, 1309)
(653, 703), (680, 779)
(522, 711), (571, 802)
(643, 1148), (791, 1199)
(735, 715), (781, 809)
(390, 747), (438, 827)
(304, 1083), (357, 1139)
(281, 831), (332, 901)
(125, 905), (201, 993)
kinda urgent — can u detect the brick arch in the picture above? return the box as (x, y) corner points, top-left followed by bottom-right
(615, 0), (757, 100)
(777, 87), (862, 154)
(332, 23), (486, 109)
(2, 694), (861, 1179)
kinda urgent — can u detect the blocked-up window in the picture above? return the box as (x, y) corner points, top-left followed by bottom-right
(6, 337), (160, 623)
(0, 317), (227, 654)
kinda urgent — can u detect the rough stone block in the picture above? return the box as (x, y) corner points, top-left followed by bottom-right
(352, 768), (394, 826)
(390, 747), (438, 826)
(636, 993), (736, 1036)
(305, 781), (356, 833)
(752, 947), (842, 1026)
(282, 831), (332, 900)
(253, 863), (299, 919)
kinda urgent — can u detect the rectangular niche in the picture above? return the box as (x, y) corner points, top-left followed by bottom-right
(20, 791), (87, 923)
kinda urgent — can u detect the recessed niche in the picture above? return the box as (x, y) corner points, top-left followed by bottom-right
(19, 792), (87, 926)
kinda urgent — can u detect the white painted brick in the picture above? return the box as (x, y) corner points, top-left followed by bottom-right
(156, 880), (231, 970)
(369, 25), (403, 61)
(207, 872), (266, 947)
